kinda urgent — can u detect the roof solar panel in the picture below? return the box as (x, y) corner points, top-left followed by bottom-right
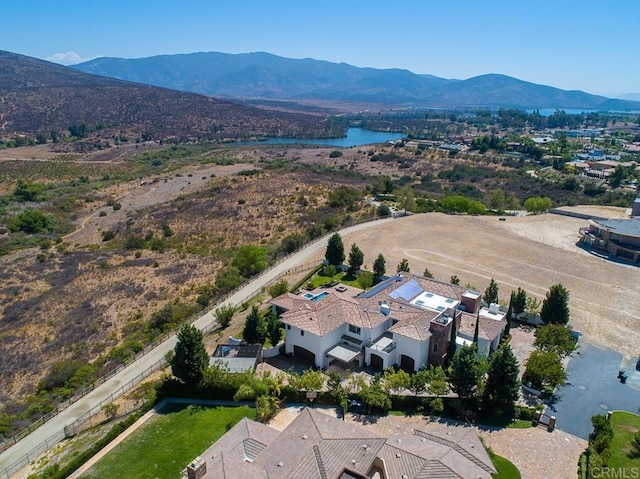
(389, 279), (423, 301)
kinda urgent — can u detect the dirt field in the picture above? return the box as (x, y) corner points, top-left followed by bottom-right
(331, 210), (640, 360)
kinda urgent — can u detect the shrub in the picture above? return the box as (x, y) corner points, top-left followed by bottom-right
(101, 230), (115, 241)
(322, 264), (337, 277)
(112, 202), (122, 211)
(329, 150), (343, 158)
(9, 209), (55, 234)
(268, 279), (289, 298)
(215, 304), (236, 329)
(377, 203), (391, 217)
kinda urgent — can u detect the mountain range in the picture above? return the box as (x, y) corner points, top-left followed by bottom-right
(74, 51), (640, 111)
(0, 50), (325, 141)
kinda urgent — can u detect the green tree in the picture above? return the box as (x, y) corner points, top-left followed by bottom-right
(396, 258), (410, 273)
(523, 350), (566, 390)
(589, 414), (614, 454)
(215, 266), (245, 294)
(347, 243), (364, 277)
(450, 275), (460, 285)
(513, 287), (527, 316)
(540, 283), (570, 325)
(524, 196), (553, 214)
(488, 189), (505, 211)
(171, 324), (208, 386)
(483, 278), (499, 305)
(325, 233), (345, 266)
(377, 203), (391, 217)
(373, 253), (386, 280)
(103, 402), (118, 421)
(483, 344), (520, 415)
(256, 394), (279, 423)
(242, 306), (267, 344)
(534, 324), (576, 358)
(409, 369), (429, 397)
(8, 209), (55, 234)
(268, 279), (289, 298)
(423, 267), (434, 279)
(382, 367), (410, 396)
(357, 271), (374, 290)
(266, 310), (283, 346)
(473, 313), (480, 344)
(504, 292), (513, 337)
(215, 304), (236, 329)
(232, 244), (268, 278)
(361, 376), (391, 413)
(426, 365), (448, 396)
(449, 344), (484, 399)
(291, 368), (324, 392)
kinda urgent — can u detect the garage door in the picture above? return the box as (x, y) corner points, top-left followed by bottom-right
(400, 354), (415, 372)
(293, 345), (316, 365)
(369, 353), (384, 370)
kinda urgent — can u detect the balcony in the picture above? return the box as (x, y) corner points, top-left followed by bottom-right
(366, 334), (396, 354)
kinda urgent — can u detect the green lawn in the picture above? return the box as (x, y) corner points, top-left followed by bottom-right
(308, 271), (362, 289)
(608, 411), (640, 469)
(489, 450), (521, 479)
(82, 404), (254, 479)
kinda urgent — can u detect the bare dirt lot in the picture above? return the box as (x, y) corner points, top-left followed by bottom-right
(333, 210), (640, 360)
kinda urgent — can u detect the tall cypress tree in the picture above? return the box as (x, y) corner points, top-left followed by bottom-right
(325, 233), (345, 266)
(504, 292), (514, 337)
(483, 343), (520, 416)
(171, 324), (209, 386)
(473, 311), (480, 344)
(447, 312), (458, 365)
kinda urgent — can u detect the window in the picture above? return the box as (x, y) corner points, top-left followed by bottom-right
(348, 324), (361, 335)
(286, 324), (291, 330)
(432, 343), (438, 353)
(300, 330), (304, 336)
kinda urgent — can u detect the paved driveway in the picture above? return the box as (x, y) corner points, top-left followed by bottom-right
(546, 341), (640, 439)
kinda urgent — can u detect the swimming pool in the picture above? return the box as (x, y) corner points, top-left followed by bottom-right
(311, 291), (330, 302)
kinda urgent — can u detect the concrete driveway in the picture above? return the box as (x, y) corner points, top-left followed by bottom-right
(546, 341), (640, 439)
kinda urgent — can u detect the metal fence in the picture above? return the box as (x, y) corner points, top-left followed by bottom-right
(0, 215), (384, 478)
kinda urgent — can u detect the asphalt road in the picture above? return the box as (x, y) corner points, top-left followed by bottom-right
(546, 341), (640, 439)
(0, 217), (393, 475)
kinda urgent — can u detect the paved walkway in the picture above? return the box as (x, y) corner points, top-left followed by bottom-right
(547, 341), (640, 439)
(0, 217), (393, 477)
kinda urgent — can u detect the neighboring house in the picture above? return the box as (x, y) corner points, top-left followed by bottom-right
(579, 216), (640, 263)
(185, 407), (497, 479)
(210, 343), (263, 373)
(271, 273), (507, 372)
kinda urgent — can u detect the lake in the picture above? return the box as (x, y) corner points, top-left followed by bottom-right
(526, 108), (598, 116)
(233, 127), (405, 147)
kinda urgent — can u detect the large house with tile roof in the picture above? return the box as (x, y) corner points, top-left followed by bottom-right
(185, 407), (497, 479)
(578, 197), (640, 263)
(271, 273), (507, 372)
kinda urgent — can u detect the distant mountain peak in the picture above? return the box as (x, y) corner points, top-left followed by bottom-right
(72, 51), (640, 111)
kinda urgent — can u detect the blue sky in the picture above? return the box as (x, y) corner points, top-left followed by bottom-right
(3, 0), (639, 96)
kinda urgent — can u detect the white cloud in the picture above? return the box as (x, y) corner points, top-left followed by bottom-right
(45, 51), (99, 66)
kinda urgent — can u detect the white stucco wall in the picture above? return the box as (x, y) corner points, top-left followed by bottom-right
(393, 334), (430, 371)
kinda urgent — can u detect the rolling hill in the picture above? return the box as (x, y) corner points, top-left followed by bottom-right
(74, 51), (640, 111)
(0, 50), (327, 142)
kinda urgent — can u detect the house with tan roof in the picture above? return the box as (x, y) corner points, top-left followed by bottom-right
(185, 407), (497, 479)
(271, 273), (507, 372)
